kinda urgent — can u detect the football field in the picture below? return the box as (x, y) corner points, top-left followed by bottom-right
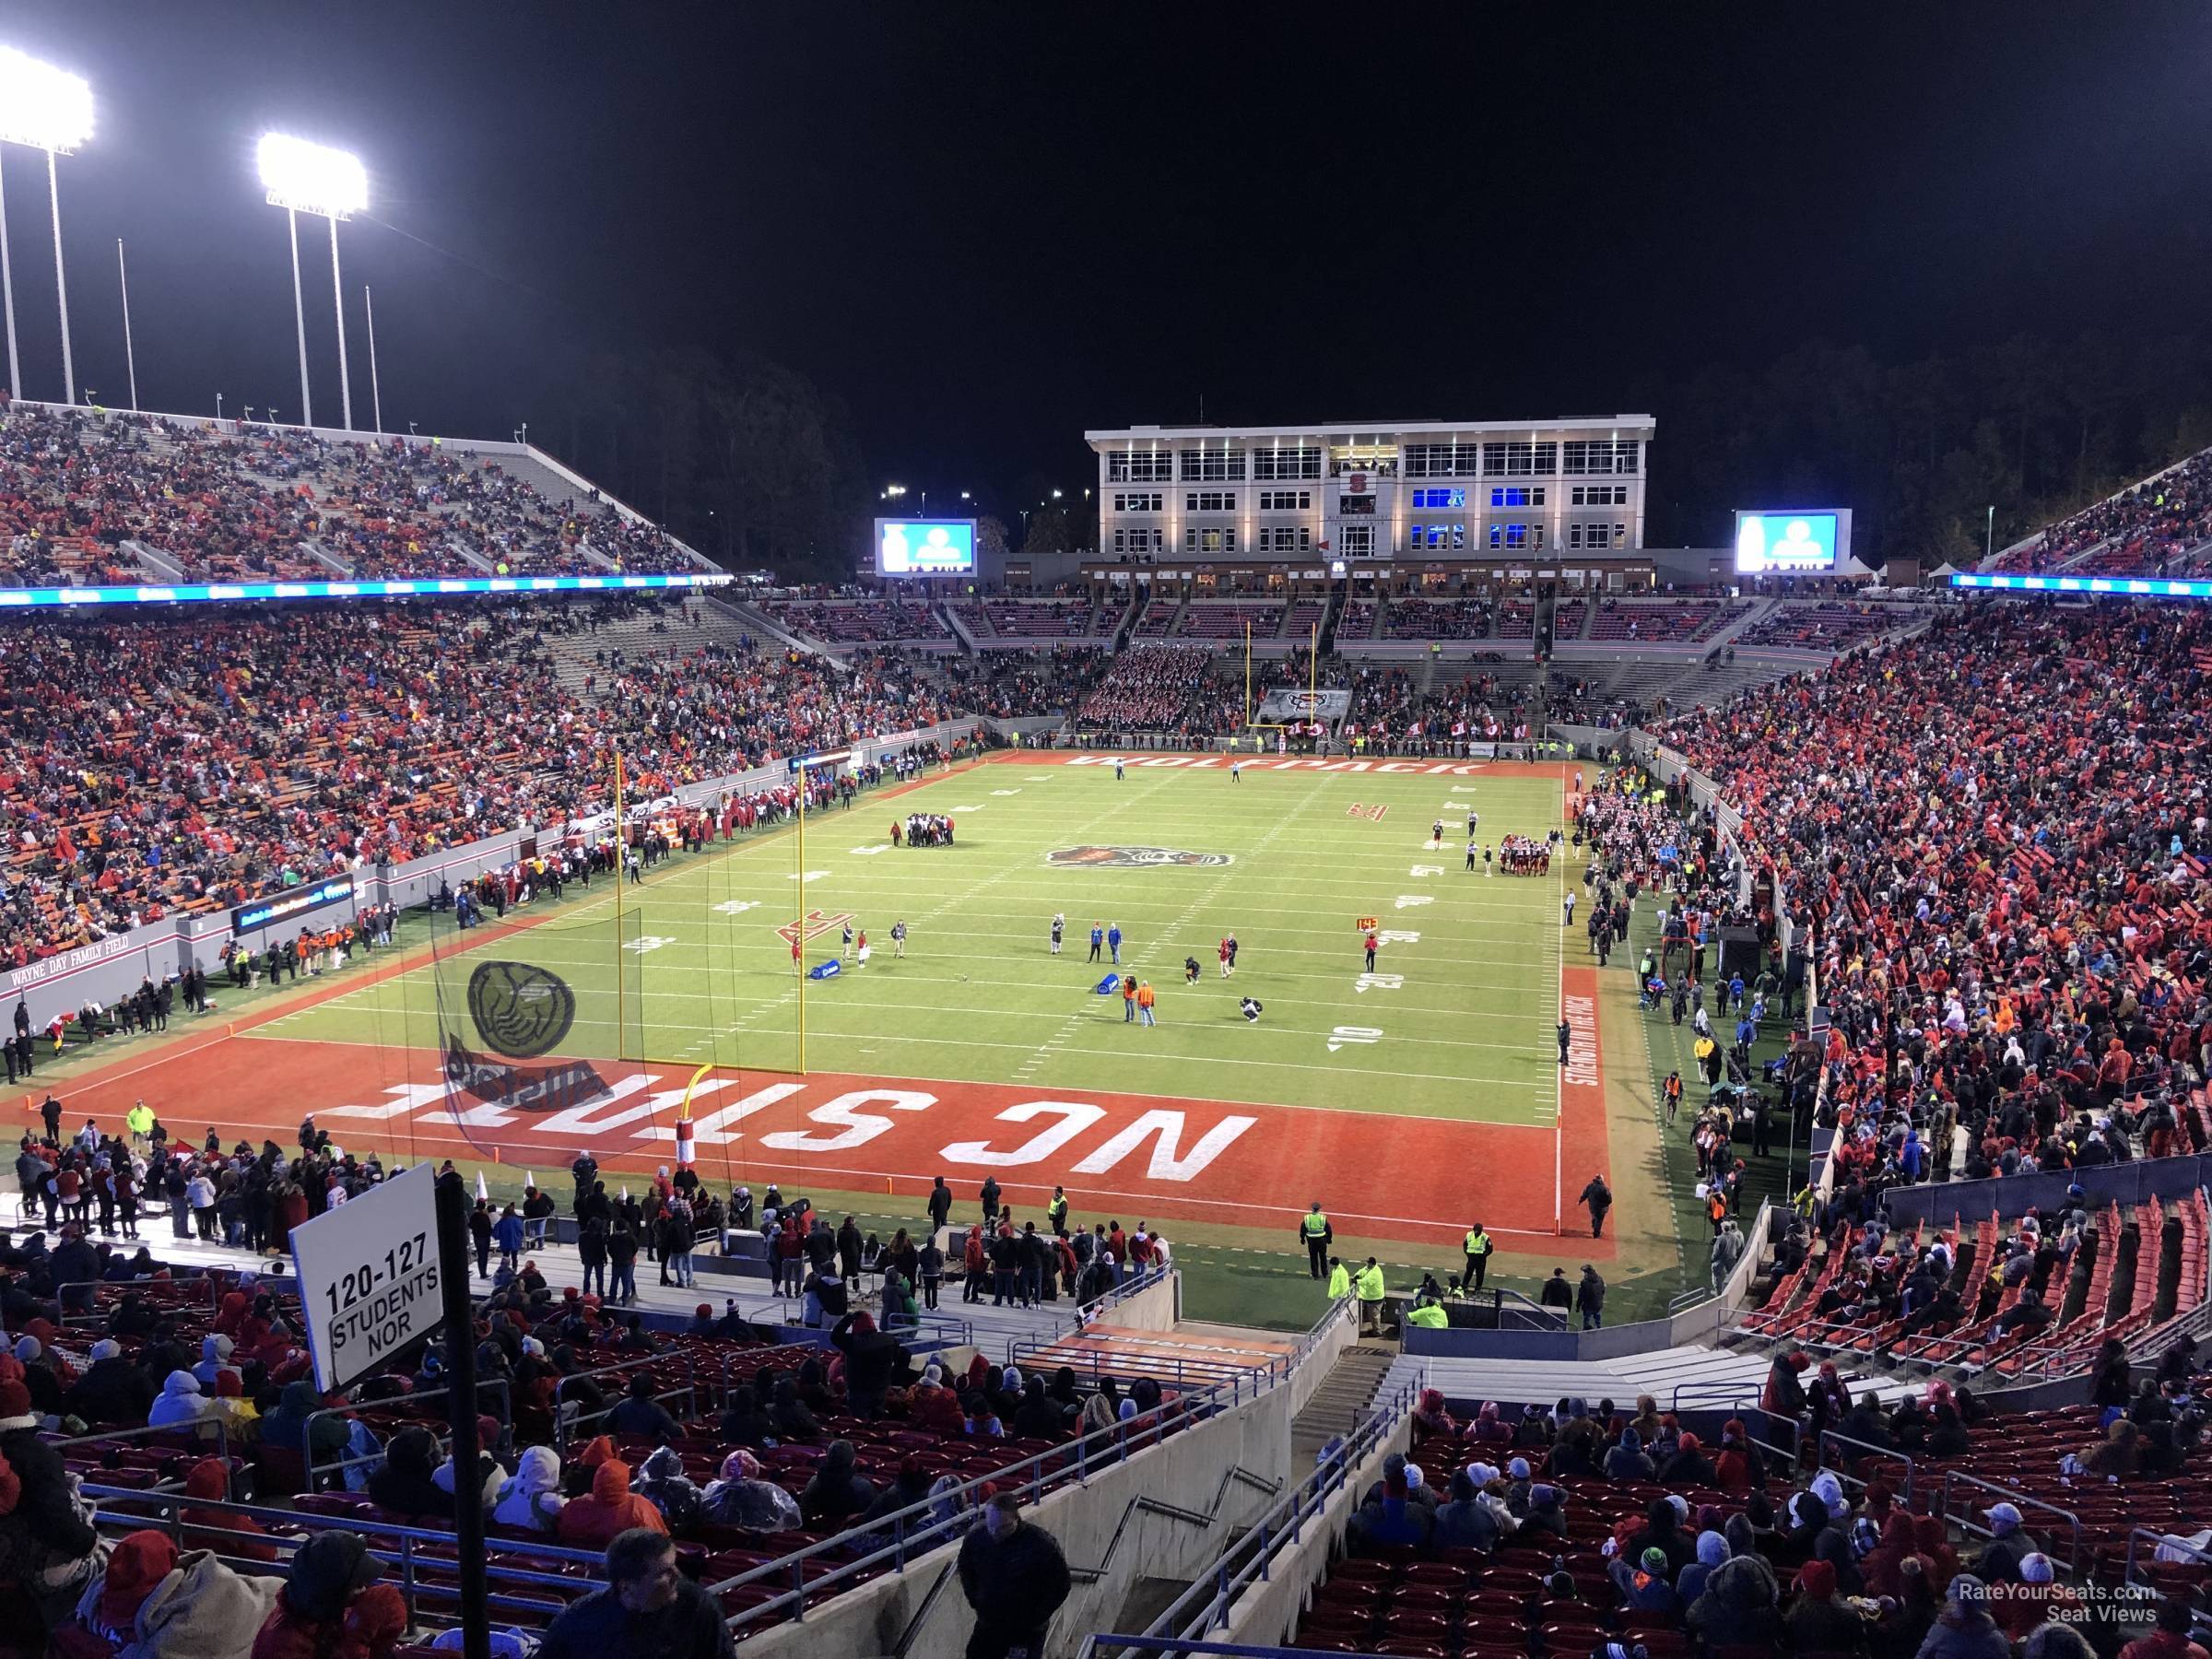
(65, 753), (1617, 1249)
(296, 753), (1571, 1119)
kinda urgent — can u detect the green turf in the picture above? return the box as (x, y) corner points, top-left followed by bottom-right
(270, 762), (1570, 1122)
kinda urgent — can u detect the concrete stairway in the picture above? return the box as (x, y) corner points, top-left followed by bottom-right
(1290, 1344), (1396, 1468)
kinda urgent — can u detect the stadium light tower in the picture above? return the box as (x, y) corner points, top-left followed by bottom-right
(258, 133), (367, 430)
(0, 46), (96, 405)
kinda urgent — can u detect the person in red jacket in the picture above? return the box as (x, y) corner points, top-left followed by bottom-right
(556, 1458), (669, 1551)
(251, 1530), (408, 1659)
(2122, 1598), (2212, 1659)
(182, 1455), (279, 1562)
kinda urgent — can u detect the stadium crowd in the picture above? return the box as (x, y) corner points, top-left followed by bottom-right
(0, 1161), (1188, 1653)
(1076, 643), (1240, 734)
(1997, 446), (2212, 577)
(1652, 602), (2210, 1206)
(0, 598), (955, 966)
(1309, 1370), (2209, 1659)
(0, 403), (700, 584)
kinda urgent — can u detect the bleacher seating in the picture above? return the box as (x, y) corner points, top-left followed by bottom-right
(1730, 603), (1896, 651)
(0, 404), (706, 584)
(1585, 600), (1741, 644)
(759, 599), (951, 644)
(1994, 444), (2212, 575)
(1382, 598), (1491, 641)
(1174, 601), (1283, 641)
(0, 598), (952, 964)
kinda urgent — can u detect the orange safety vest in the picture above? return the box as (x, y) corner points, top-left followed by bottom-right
(1123, 979), (1136, 1002)
(1137, 983), (1155, 1008)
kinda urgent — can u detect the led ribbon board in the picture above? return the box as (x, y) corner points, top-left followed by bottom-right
(0, 572), (732, 609)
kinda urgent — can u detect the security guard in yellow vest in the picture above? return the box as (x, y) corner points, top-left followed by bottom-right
(1463, 1223), (1494, 1292)
(1406, 1300), (1448, 1329)
(1326, 1257), (1350, 1300)
(1047, 1186), (1069, 1235)
(1299, 1203), (1333, 1280)
(1354, 1257), (1387, 1335)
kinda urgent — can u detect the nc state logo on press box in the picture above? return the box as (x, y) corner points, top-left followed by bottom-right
(1045, 846), (1235, 868)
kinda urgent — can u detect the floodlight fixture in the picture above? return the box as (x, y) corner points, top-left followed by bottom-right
(258, 134), (367, 429)
(0, 47), (95, 153)
(0, 47), (94, 404)
(257, 133), (367, 220)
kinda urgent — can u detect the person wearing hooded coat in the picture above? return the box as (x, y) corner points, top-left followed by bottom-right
(1677, 1530), (1731, 1604)
(1913, 1575), (2011, 1659)
(633, 1445), (704, 1532)
(182, 1454), (281, 1561)
(493, 1446), (568, 1534)
(1605, 1426), (1656, 1483)
(1627, 1496), (1697, 1576)
(1787, 1557), (1869, 1653)
(701, 1449), (803, 1533)
(0, 1372), (101, 1625)
(261, 1379), (347, 1473)
(64, 1338), (157, 1425)
(770, 1378), (819, 1441)
(556, 1456), (667, 1549)
(75, 1526), (284, 1656)
(367, 1426), (453, 1519)
(717, 1386), (776, 1449)
(800, 1439), (877, 1524)
(194, 1334), (237, 1391)
(147, 1369), (218, 1433)
(1431, 1468), (1502, 1550)
(249, 1528), (409, 1659)
(1012, 1376), (1065, 1440)
(1686, 1552), (1785, 1649)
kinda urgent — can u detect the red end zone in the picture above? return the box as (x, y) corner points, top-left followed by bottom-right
(30, 1020), (1612, 1254)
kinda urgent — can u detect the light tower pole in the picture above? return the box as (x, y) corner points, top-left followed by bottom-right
(0, 47), (96, 405)
(258, 134), (367, 431)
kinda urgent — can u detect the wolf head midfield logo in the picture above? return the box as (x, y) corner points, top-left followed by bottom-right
(1046, 846), (1234, 869)
(466, 960), (577, 1058)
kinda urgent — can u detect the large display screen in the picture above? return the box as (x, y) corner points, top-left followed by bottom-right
(875, 519), (977, 577)
(1734, 510), (1847, 574)
(233, 873), (355, 936)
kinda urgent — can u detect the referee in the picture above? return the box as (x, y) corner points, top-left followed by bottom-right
(1299, 1203), (1333, 1279)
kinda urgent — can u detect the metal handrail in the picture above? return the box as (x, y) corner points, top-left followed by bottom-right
(302, 1379), (514, 1489)
(549, 1353), (695, 1453)
(1939, 1466), (2083, 1572)
(709, 1382), (1201, 1630)
(566, 1382), (698, 1447)
(708, 1288), (1344, 1630)
(78, 1483), (608, 1626)
(1083, 1636), (1396, 1659)
(1818, 1428), (1915, 1501)
(1107, 1372), (1424, 1653)
(2124, 1524), (2212, 1593)
(59, 1418), (233, 1459)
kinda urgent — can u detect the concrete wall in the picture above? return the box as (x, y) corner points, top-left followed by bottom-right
(735, 1379), (1296, 1659)
(1881, 1156), (2212, 1230)
(1404, 1202), (1775, 1364)
(1097, 1271), (1182, 1334)
(1287, 1300), (1359, 1419)
(0, 719), (981, 1030)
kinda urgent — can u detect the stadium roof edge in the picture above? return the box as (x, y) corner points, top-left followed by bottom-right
(1084, 415), (1655, 443)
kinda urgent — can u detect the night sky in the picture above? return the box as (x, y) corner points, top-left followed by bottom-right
(2, 2), (2206, 511)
